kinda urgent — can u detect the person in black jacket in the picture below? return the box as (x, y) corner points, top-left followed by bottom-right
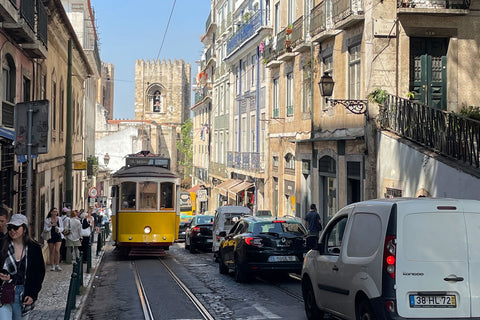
(0, 214), (45, 319)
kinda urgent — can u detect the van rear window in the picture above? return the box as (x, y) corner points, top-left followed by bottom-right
(403, 213), (467, 261)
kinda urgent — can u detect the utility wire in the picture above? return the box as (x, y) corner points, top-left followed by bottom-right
(156, 0), (177, 61)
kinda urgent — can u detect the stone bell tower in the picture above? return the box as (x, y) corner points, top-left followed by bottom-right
(134, 59), (191, 125)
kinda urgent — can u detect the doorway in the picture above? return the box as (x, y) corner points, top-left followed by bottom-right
(410, 37), (448, 110)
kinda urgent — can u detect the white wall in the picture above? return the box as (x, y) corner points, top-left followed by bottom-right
(377, 131), (480, 200)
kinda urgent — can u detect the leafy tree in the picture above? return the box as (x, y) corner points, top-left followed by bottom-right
(176, 118), (193, 183)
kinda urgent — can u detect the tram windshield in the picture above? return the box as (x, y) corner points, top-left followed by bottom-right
(160, 182), (174, 209)
(121, 182), (136, 210)
(139, 182), (158, 210)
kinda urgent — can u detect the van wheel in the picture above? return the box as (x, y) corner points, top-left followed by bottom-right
(357, 299), (376, 320)
(302, 278), (324, 320)
(234, 258), (247, 283)
(218, 254), (229, 275)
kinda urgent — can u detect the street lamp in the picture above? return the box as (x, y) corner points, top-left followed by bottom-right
(104, 153), (110, 166)
(318, 73), (368, 114)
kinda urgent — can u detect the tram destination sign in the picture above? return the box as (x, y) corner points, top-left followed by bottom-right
(126, 157), (170, 169)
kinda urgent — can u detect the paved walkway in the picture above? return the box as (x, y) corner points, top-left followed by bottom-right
(29, 235), (107, 320)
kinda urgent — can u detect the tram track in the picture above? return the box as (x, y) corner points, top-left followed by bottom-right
(255, 273), (305, 303)
(131, 259), (215, 320)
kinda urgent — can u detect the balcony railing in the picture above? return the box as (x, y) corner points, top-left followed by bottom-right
(310, 1), (326, 37)
(227, 10), (264, 56)
(205, 12), (212, 32)
(37, 0), (47, 47)
(227, 151), (264, 172)
(397, 0), (470, 9)
(333, 0), (363, 25)
(21, 0), (35, 31)
(380, 94), (480, 170)
(194, 85), (211, 104)
(205, 45), (213, 64)
(276, 28), (287, 56)
(290, 16), (304, 47)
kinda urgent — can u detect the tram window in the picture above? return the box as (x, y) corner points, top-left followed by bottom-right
(120, 182), (136, 210)
(160, 182), (174, 209)
(139, 181), (158, 210)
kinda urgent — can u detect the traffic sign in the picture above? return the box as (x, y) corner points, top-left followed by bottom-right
(89, 187), (98, 198)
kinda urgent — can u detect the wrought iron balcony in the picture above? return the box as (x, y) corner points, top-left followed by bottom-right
(194, 85), (212, 104)
(333, 0), (364, 29)
(310, 1), (326, 37)
(227, 10), (265, 56)
(397, 0), (470, 9)
(380, 94), (480, 170)
(290, 16), (304, 47)
(227, 151), (264, 172)
(1, 0), (47, 58)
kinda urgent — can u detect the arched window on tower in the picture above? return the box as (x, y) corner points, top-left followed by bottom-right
(153, 89), (162, 112)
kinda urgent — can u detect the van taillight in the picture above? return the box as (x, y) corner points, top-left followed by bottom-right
(385, 300), (395, 312)
(383, 235), (396, 279)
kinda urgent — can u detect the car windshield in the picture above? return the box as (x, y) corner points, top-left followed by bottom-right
(197, 215), (214, 224)
(252, 221), (307, 236)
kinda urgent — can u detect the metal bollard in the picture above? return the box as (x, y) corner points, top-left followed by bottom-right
(87, 241), (92, 273)
(64, 271), (78, 320)
(97, 229), (103, 256)
(77, 255), (83, 287)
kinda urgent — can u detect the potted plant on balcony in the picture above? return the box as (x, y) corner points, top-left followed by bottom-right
(243, 12), (250, 23)
(286, 24), (293, 35)
(368, 88), (388, 105)
(285, 39), (292, 52)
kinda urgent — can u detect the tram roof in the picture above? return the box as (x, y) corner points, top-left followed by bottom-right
(112, 165), (178, 179)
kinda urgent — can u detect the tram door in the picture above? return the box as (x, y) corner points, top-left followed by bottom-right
(410, 37), (448, 110)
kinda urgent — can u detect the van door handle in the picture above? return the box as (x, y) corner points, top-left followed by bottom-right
(444, 276), (464, 282)
(332, 265), (339, 271)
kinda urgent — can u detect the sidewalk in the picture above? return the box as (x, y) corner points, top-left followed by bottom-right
(29, 235), (108, 320)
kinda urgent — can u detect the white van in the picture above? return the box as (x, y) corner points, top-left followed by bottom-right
(301, 198), (480, 320)
(212, 206), (251, 260)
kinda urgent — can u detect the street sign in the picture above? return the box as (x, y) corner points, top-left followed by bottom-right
(74, 161), (87, 170)
(14, 100), (50, 155)
(197, 189), (208, 202)
(89, 187), (98, 198)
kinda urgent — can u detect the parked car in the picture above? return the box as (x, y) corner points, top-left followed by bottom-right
(218, 216), (308, 282)
(212, 205), (251, 260)
(177, 215), (193, 241)
(185, 214), (214, 253)
(301, 197), (480, 320)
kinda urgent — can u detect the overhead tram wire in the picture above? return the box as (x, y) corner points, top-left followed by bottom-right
(156, 0), (177, 61)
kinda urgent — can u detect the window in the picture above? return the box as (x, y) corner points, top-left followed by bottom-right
(349, 44), (361, 100)
(286, 72), (294, 116)
(285, 153), (295, 169)
(250, 114), (256, 152)
(153, 89), (163, 112)
(302, 70), (311, 113)
(52, 80), (57, 131)
(160, 182), (174, 209)
(2, 54), (15, 104)
(121, 182), (136, 210)
(251, 54), (256, 87)
(139, 182), (158, 210)
(273, 78), (279, 118)
(273, 156), (279, 167)
(323, 216), (348, 255)
(347, 213), (381, 257)
(288, 0), (295, 25)
(60, 85), (65, 134)
(274, 2), (279, 34)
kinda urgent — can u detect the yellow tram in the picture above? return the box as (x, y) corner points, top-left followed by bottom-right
(110, 151), (180, 256)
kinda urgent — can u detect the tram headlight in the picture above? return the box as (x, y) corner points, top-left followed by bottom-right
(144, 226), (152, 234)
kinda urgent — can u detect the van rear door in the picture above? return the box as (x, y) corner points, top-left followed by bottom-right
(464, 202), (480, 317)
(395, 202), (470, 318)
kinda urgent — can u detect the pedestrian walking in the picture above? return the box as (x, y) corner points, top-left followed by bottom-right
(44, 208), (64, 271)
(59, 207), (70, 263)
(0, 214), (45, 319)
(80, 208), (94, 263)
(65, 210), (82, 264)
(304, 204), (322, 238)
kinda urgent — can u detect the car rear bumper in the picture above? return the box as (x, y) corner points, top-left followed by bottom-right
(191, 237), (213, 248)
(244, 261), (303, 273)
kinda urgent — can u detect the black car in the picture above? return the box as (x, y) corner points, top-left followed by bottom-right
(185, 214), (214, 253)
(218, 216), (308, 282)
(178, 215), (193, 241)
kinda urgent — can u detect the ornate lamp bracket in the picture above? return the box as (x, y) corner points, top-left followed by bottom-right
(326, 98), (368, 114)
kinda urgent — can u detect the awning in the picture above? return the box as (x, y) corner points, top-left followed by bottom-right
(216, 179), (242, 196)
(228, 181), (254, 201)
(0, 126), (15, 140)
(187, 185), (200, 193)
(229, 181), (254, 195)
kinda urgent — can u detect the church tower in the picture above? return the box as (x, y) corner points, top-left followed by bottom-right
(134, 59), (191, 125)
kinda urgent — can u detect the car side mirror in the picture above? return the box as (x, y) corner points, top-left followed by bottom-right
(219, 231), (227, 238)
(305, 235), (319, 250)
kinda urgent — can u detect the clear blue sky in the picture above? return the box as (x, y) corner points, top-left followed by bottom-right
(90, 0), (211, 119)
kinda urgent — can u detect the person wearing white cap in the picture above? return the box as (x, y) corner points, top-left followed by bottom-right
(0, 214), (45, 319)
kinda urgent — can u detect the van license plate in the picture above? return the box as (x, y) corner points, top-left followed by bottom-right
(409, 295), (456, 308)
(268, 256), (297, 262)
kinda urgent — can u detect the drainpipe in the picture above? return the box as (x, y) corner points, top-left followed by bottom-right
(255, 45), (260, 213)
(309, 41), (315, 214)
